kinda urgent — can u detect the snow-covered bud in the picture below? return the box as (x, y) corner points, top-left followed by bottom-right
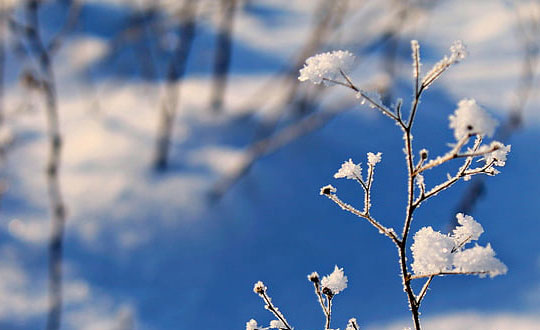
(246, 319), (259, 330)
(367, 152), (382, 166)
(346, 318), (359, 330)
(253, 281), (266, 294)
(298, 50), (355, 85)
(449, 99), (497, 140)
(320, 185), (337, 196)
(419, 148), (428, 160)
(269, 320), (286, 329)
(307, 271), (320, 283)
(322, 286), (334, 298)
(321, 265), (348, 295)
(334, 159), (362, 180)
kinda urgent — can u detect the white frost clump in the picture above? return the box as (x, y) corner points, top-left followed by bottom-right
(346, 318), (358, 330)
(246, 319), (259, 330)
(269, 320), (285, 329)
(367, 152), (382, 166)
(298, 50), (355, 85)
(452, 213), (484, 246)
(253, 281), (266, 294)
(411, 227), (455, 275)
(321, 265), (348, 295)
(334, 159), (362, 180)
(449, 99), (498, 140)
(481, 141), (511, 166)
(411, 214), (506, 278)
(449, 40), (468, 63)
(453, 244), (508, 278)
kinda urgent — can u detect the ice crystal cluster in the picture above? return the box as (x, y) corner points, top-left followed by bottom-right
(334, 158), (362, 180)
(449, 99), (498, 140)
(411, 213), (507, 278)
(298, 50), (355, 85)
(321, 265), (348, 295)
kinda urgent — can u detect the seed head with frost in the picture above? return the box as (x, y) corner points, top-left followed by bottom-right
(334, 159), (362, 180)
(449, 99), (498, 140)
(246, 319), (259, 330)
(253, 281), (266, 294)
(321, 265), (348, 295)
(367, 152), (382, 166)
(346, 318), (359, 330)
(269, 320), (286, 329)
(298, 50), (355, 85)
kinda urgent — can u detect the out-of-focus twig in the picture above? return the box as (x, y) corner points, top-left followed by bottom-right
(12, 1), (81, 329)
(153, 0), (198, 171)
(210, 0), (238, 113)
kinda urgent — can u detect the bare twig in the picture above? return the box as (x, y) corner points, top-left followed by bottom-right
(210, 0), (237, 113)
(153, 0), (198, 170)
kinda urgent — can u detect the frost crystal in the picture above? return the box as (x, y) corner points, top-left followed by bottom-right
(246, 319), (259, 330)
(298, 50), (355, 85)
(321, 265), (348, 295)
(449, 40), (468, 63)
(411, 227), (455, 275)
(253, 281), (266, 294)
(346, 318), (358, 330)
(334, 159), (362, 180)
(269, 320), (285, 329)
(453, 244), (508, 278)
(481, 141), (511, 166)
(449, 99), (498, 140)
(452, 213), (484, 247)
(411, 215), (507, 278)
(307, 271), (320, 283)
(367, 152), (382, 166)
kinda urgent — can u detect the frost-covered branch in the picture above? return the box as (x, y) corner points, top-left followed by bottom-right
(320, 183), (400, 246)
(251, 39), (510, 330)
(252, 281), (293, 330)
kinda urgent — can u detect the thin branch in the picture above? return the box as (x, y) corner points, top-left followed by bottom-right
(259, 291), (293, 330)
(410, 271), (491, 280)
(322, 191), (400, 245)
(416, 275), (434, 305)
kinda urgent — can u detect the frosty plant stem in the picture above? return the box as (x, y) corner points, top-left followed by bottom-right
(246, 42), (510, 330)
(308, 43), (508, 329)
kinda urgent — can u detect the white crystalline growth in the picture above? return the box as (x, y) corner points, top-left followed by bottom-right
(346, 318), (358, 330)
(449, 40), (468, 63)
(334, 159), (362, 180)
(452, 213), (484, 247)
(367, 152), (382, 166)
(481, 141), (511, 166)
(453, 244), (508, 278)
(269, 320), (285, 329)
(411, 214), (507, 278)
(449, 99), (498, 140)
(298, 50), (355, 85)
(411, 227), (455, 275)
(321, 265), (348, 295)
(246, 319), (259, 330)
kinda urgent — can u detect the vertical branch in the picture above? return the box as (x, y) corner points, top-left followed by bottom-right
(0, 5), (6, 129)
(210, 0), (237, 113)
(153, 0), (197, 171)
(24, 1), (66, 329)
